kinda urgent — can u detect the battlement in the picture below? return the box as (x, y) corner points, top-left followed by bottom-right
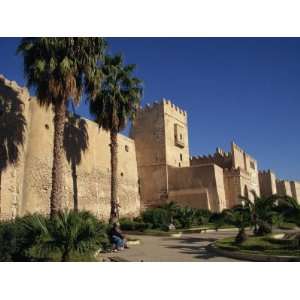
(259, 169), (274, 176)
(0, 74), (30, 99)
(162, 98), (187, 116)
(190, 147), (232, 169)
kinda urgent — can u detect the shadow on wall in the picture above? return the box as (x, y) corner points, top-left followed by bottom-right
(63, 114), (89, 211)
(0, 85), (26, 216)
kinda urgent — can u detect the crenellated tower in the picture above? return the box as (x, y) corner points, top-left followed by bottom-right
(130, 99), (189, 208)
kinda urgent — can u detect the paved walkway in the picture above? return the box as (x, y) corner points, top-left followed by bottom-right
(100, 230), (241, 262)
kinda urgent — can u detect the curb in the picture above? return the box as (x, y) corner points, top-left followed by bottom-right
(209, 244), (300, 262)
(107, 256), (130, 262)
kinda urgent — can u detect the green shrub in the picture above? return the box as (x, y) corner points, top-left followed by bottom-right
(142, 208), (170, 230)
(174, 207), (195, 229)
(193, 209), (211, 226)
(0, 215), (44, 262)
(119, 218), (151, 231)
(0, 211), (110, 262)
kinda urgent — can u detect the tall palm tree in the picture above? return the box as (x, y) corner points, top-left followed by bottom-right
(240, 192), (278, 235)
(89, 55), (143, 224)
(224, 206), (251, 243)
(17, 38), (106, 217)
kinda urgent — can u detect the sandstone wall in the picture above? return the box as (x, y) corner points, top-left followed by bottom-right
(259, 170), (277, 197)
(163, 100), (190, 168)
(190, 148), (232, 169)
(0, 76), (31, 219)
(130, 102), (168, 208)
(167, 164), (226, 212)
(276, 180), (293, 197)
(131, 99), (190, 209)
(290, 181), (300, 203)
(0, 76), (140, 220)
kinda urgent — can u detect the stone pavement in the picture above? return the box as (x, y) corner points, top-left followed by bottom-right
(100, 230), (241, 262)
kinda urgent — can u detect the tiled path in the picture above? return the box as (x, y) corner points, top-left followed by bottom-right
(100, 230), (241, 262)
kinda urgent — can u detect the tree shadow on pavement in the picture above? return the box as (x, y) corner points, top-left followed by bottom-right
(162, 235), (222, 260)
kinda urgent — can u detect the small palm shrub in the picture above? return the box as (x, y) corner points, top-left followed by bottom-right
(0, 215), (42, 261)
(24, 210), (108, 262)
(0, 211), (110, 262)
(0, 221), (21, 261)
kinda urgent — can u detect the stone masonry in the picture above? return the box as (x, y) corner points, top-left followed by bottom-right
(0, 75), (299, 220)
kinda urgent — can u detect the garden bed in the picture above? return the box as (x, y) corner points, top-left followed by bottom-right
(211, 234), (300, 261)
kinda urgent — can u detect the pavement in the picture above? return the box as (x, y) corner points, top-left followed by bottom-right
(100, 230), (241, 262)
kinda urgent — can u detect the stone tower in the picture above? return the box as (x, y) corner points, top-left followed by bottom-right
(130, 99), (189, 208)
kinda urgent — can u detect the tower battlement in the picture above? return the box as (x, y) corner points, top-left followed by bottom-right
(138, 98), (187, 119)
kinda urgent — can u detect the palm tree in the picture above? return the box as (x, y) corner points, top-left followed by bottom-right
(276, 195), (300, 224)
(17, 38), (106, 216)
(240, 192), (277, 235)
(89, 55), (143, 224)
(224, 206), (251, 244)
(24, 210), (105, 262)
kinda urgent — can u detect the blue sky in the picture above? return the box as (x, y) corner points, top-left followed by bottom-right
(0, 37), (299, 180)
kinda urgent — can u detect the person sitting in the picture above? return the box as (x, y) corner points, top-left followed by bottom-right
(109, 223), (128, 251)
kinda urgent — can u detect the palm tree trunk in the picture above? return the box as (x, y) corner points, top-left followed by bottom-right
(109, 129), (119, 224)
(50, 100), (66, 217)
(71, 159), (78, 212)
(62, 248), (70, 262)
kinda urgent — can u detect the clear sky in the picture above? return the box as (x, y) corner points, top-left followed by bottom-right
(0, 37), (299, 180)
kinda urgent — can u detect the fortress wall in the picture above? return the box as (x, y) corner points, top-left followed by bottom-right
(224, 169), (242, 208)
(290, 181), (300, 203)
(259, 170), (277, 197)
(130, 102), (169, 208)
(276, 180), (293, 197)
(167, 164), (226, 212)
(131, 102), (166, 166)
(137, 165), (169, 208)
(163, 99), (190, 168)
(0, 77), (140, 220)
(0, 76), (31, 219)
(231, 142), (246, 170)
(190, 151), (232, 169)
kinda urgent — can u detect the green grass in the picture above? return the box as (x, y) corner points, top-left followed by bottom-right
(278, 222), (297, 230)
(215, 234), (300, 257)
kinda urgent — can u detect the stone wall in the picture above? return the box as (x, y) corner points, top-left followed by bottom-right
(276, 180), (293, 197)
(0, 76), (140, 220)
(290, 181), (300, 203)
(259, 170), (277, 197)
(167, 164), (226, 212)
(163, 99), (190, 168)
(190, 148), (232, 169)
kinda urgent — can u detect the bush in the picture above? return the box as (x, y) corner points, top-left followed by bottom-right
(119, 218), (151, 232)
(174, 207), (195, 229)
(0, 211), (110, 262)
(142, 208), (170, 230)
(0, 215), (44, 262)
(193, 209), (211, 226)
